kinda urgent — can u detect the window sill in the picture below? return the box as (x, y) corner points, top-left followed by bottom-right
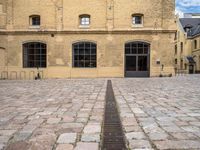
(79, 25), (90, 29)
(29, 25), (40, 29)
(132, 24), (144, 28)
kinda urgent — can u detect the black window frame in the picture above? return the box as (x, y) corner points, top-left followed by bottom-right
(30, 15), (40, 26)
(79, 15), (90, 26)
(73, 42), (97, 68)
(132, 14), (143, 25)
(23, 42), (47, 68)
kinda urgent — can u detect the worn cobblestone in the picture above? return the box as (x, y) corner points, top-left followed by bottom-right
(0, 79), (106, 150)
(1, 76), (200, 149)
(113, 75), (200, 149)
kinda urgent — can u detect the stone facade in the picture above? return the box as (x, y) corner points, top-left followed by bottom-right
(0, 0), (176, 79)
(175, 17), (200, 74)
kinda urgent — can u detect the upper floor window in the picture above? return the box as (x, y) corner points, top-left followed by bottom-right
(194, 40), (197, 49)
(30, 15), (40, 26)
(23, 42), (46, 68)
(180, 42), (183, 53)
(175, 59), (177, 65)
(175, 45), (177, 55)
(132, 14), (143, 26)
(79, 15), (90, 26)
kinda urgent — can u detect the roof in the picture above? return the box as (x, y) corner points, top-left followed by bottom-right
(186, 56), (196, 64)
(179, 18), (200, 38)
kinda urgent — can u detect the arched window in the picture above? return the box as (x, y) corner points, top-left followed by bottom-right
(79, 14), (90, 26)
(23, 42), (46, 68)
(132, 14), (143, 25)
(29, 15), (40, 26)
(125, 41), (149, 54)
(73, 42), (96, 68)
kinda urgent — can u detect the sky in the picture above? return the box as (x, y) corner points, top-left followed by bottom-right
(176, 0), (200, 17)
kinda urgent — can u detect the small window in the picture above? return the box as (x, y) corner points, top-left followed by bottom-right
(180, 42), (183, 53)
(194, 40), (197, 49)
(79, 15), (90, 26)
(30, 15), (40, 26)
(132, 14), (143, 25)
(175, 45), (177, 55)
(175, 59), (177, 64)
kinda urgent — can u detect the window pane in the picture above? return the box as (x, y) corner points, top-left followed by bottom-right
(91, 55), (96, 60)
(144, 45), (149, 54)
(125, 44), (131, 54)
(133, 16), (142, 24)
(138, 56), (148, 71)
(85, 55), (90, 61)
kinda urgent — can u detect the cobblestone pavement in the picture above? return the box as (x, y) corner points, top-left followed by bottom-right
(112, 75), (200, 150)
(0, 79), (106, 150)
(1, 75), (200, 150)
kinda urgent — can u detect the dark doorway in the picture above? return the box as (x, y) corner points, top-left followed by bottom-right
(189, 65), (194, 74)
(125, 41), (150, 77)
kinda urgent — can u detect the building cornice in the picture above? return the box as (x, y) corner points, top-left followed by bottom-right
(0, 29), (176, 35)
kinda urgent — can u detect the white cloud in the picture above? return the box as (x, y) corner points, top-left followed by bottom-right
(175, 8), (184, 18)
(177, 0), (200, 7)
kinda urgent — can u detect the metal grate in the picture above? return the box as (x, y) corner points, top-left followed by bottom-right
(102, 80), (127, 150)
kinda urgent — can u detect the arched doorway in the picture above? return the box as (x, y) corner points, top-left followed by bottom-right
(125, 41), (150, 77)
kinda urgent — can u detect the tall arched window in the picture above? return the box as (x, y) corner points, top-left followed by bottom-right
(73, 42), (96, 68)
(23, 42), (47, 68)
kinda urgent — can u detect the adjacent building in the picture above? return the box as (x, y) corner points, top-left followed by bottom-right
(175, 14), (200, 74)
(0, 0), (176, 79)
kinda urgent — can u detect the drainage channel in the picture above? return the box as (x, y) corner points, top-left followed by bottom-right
(102, 80), (127, 150)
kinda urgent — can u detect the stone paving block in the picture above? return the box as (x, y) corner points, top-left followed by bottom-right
(162, 126), (184, 133)
(5, 141), (30, 150)
(76, 118), (88, 123)
(148, 132), (169, 140)
(83, 124), (101, 133)
(27, 119), (44, 125)
(47, 118), (61, 124)
(56, 144), (73, 150)
(122, 117), (138, 126)
(181, 126), (200, 132)
(126, 132), (147, 140)
(171, 132), (198, 140)
(57, 133), (77, 144)
(81, 134), (100, 142)
(62, 116), (75, 122)
(0, 130), (16, 136)
(13, 131), (32, 141)
(0, 144), (4, 150)
(0, 136), (10, 143)
(129, 140), (152, 149)
(74, 142), (99, 150)
(154, 140), (200, 149)
(124, 126), (142, 132)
